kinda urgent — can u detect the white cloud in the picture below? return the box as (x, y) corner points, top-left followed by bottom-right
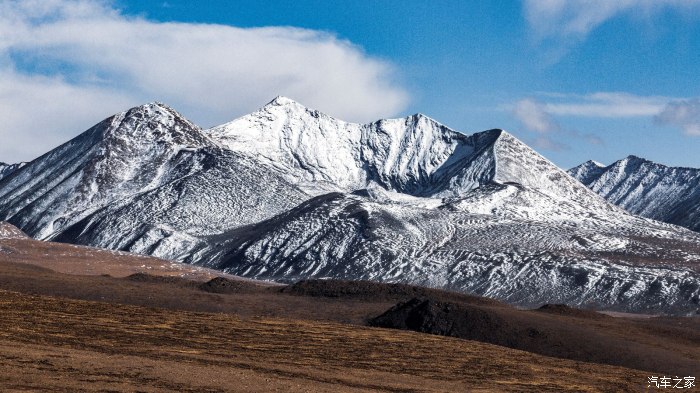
(531, 136), (569, 151)
(0, 0), (409, 162)
(523, 0), (700, 51)
(511, 91), (700, 144)
(511, 97), (607, 150)
(510, 93), (672, 150)
(513, 98), (559, 133)
(582, 133), (604, 145)
(655, 98), (700, 136)
(0, 68), (134, 163)
(545, 92), (669, 118)
(512, 98), (571, 151)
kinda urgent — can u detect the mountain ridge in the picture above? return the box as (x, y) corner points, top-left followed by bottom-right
(1, 98), (699, 314)
(208, 97), (621, 213)
(0, 162), (26, 182)
(569, 156), (700, 233)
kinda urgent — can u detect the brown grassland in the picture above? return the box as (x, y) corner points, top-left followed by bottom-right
(0, 289), (655, 392)
(0, 225), (697, 392)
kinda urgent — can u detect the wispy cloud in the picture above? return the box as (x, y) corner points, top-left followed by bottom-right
(523, 0), (700, 57)
(0, 0), (408, 162)
(512, 97), (568, 151)
(580, 133), (604, 145)
(530, 136), (569, 151)
(510, 92), (672, 119)
(524, 0), (634, 41)
(513, 98), (560, 133)
(511, 91), (700, 142)
(544, 92), (669, 118)
(655, 98), (700, 136)
(510, 92), (674, 150)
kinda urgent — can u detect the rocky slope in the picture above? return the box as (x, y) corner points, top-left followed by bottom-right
(1, 98), (699, 314)
(0, 162), (25, 181)
(569, 156), (700, 233)
(0, 103), (308, 261)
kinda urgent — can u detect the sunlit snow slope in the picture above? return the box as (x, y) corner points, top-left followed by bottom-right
(1, 98), (699, 314)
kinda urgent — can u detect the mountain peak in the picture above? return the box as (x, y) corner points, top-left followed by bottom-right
(622, 155), (648, 164)
(265, 96), (303, 108)
(107, 102), (203, 142)
(585, 159), (605, 168)
(613, 155), (700, 172)
(567, 159), (609, 186)
(409, 112), (429, 120)
(142, 101), (170, 109)
(401, 113), (448, 129)
(485, 128), (507, 138)
(570, 160), (606, 172)
(123, 102), (186, 120)
(570, 153), (700, 233)
(615, 155), (656, 171)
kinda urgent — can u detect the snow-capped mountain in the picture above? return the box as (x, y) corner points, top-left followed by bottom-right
(1, 98), (699, 314)
(0, 103), (309, 260)
(569, 156), (700, 233)
(567, 160), (606, 185)
(0, 162), (25, 181)
(210, 96), (504, 197)
(210, 98), (617, 209)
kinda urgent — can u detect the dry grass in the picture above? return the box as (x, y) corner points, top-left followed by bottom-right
(0, 289), (653, 392)
(0, 235), (249, 281)
(0, 226), (695, 392)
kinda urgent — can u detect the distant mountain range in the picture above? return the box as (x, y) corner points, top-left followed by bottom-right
(1, 97), (699, 314)
(569, 156), (700, 233)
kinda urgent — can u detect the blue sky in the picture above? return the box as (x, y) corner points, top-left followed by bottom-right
(2, 0), (700, 169)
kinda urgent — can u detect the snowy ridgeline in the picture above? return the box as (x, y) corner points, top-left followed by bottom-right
(569, 157), (700, 233)
(0, 97), (699, 314)
(0, 162), (25, 182)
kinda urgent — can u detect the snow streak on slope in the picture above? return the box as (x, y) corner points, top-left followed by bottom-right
(1, 98), (699, 314)
(569, 156), (700, 233)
